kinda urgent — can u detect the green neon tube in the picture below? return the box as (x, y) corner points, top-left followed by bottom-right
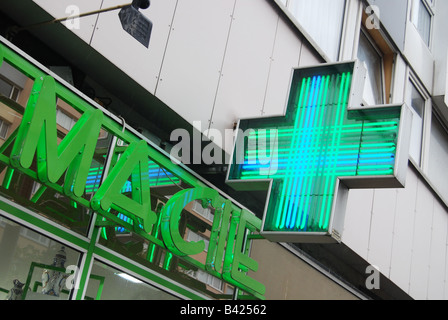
(3, 168), (14, 190)
(247, 121), (398, 140)
(322, 71), (351, 230)
(275, 77), (308, 229)
(319, 72), (349, 230)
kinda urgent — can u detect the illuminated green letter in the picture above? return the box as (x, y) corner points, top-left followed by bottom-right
(91, 140), (156, 232)
(161, 187), (221, 256)
(10, 76), (103, 197)
(223, 209), (266, 296)
(206, 199), (231, 273)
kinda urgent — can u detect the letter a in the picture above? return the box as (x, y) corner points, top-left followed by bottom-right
(91, 140), (156, 232)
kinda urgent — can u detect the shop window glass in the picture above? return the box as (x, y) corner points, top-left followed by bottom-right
(84, 260), (178, 300)
(0, 143), (110, 236)
(0, 215), (81, 300)
(0, 76), (112, 236)
(97, 172), (236, 299)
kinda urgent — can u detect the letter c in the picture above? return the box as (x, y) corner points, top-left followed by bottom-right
(160, 187), (221, 256)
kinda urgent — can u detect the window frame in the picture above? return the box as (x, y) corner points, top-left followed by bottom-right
(356, 5), (397, 107)
(358, 26), (387, 106)
(0, 118), (11, 140)
(410, 0), (435, 48)
(273, 0), (348, 62)
(0, 76), (21, 102)
(406, 70), (432, 171)
(55, 107), (77, 132)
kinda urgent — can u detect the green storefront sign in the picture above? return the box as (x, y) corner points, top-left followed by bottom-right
(0, 41), (265, 299)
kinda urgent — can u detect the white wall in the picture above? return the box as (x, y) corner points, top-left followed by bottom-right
(32, 0), (321, 154)
(403, 21), (434, 93)
(343, 166), (448, 299)
(32, 0), (102, 44)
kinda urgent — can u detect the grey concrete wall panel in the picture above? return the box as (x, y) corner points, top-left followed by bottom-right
(90, 0), (178, 94)
(210, 0), (279, 150)
(154, 0), (236, 131)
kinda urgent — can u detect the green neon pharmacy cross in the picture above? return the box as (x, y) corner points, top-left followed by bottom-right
(227, 61), (411, 243)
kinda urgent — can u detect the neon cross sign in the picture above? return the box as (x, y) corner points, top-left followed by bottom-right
(227, 61), (412, 243)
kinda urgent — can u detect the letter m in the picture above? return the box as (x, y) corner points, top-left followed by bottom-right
(10, 76), (103, 197)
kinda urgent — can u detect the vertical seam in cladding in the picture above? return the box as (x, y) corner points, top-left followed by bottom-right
(154, 0), (179, 96)
(207, 0), (238, 132)
(407, 178), (420, 294)
(366, 189), (376, 261)
(425, 197), (435, 299)
(443, 210), (448, 299)
(88, 0), (105, 46)
(388, 189), (399, 278)
(260, 15), (280, 116)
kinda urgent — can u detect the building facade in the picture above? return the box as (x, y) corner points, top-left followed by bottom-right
(0, 0), (447, 300)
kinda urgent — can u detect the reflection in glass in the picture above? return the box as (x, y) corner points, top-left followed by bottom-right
(406, 81), (425, 166)
(357, 32), (383, 106)
(98, 169), (236, 299)
(411, 0), (432, 46)
(86, 260), (178, 300)
(0, 216), (80, 300)
(0, 72), (113, 236)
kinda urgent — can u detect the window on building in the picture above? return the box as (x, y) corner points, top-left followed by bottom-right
(191, 200), (214, 222)
(195, 269), (223, 292)
(357, 9), (396, 107)
(357, 30), (384, 105)
(56, 108), (76, 131)
(186, 230), (210, 252)
(0, 118), (10, 140)
(285, 0), (346, 61)
(0, 77), (20, 101)
(406, 77), (429, 167)
(411, 0), (433, 46)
